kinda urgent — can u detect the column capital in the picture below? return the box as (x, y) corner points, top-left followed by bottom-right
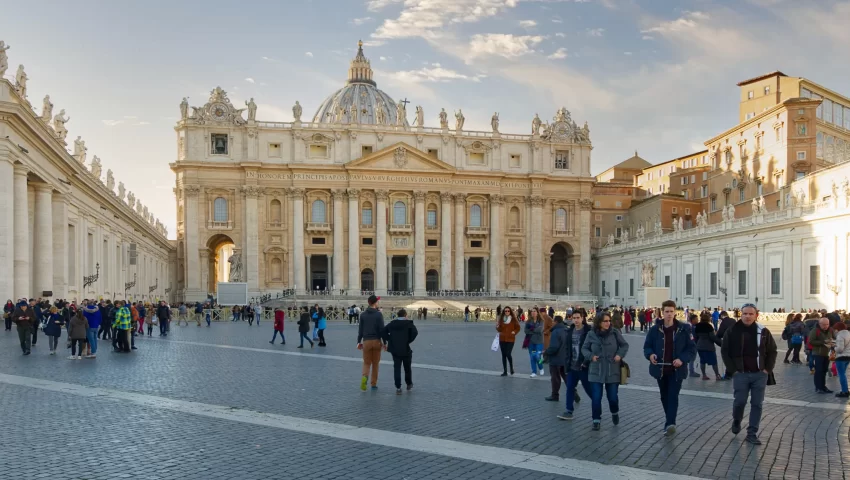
(578, 198), (594, 210)
(286, 187), (305, 198)
(375, 189), (389, 201)
(13, 164), (30, 177)
(490, 194), (504, 205)
(413, 191), (427, 202)
(33, 182), (54, 193)
(454, 192), (467, 203)
(331, 189), (346, 200)
(241, 185), (263, 198)
(183, 185), (201, 197)
(346, 188), (360, 200)
(440, 191), (453, 202)
(530, 195), (545, 207)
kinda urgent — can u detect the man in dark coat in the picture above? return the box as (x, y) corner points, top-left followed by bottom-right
(12, 301), (37, 355)
(156, 301), (172, 336)
(544, 315), (568, 401)
(382, 308), (419, 395)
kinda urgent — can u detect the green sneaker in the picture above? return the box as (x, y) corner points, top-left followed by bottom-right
(360, 375), (368, 391)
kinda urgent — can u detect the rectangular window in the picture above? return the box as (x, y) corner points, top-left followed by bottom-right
(595, 214), (602, 221)
(739, 189), (745, 202)
(615, 215), (623, 221)
(615, 227), (622, 238)
(738, 270), (747, 296)
(845, 106), (850, 131)
(797, 151), (806, 161)
(555, 150), (569, 170)
(725, 255), (731, 274)
(510, 154), (521, 167)
(309, 144), (328, 157)
(427, 239), (438, 247)
(771, 268), (781, 295)
(801, 88), (812, 98)
(710, 272), (718, 296)
(594, 227), (601, 237)
(426, 210), (437, 226)
(764, 86), (770, 95)
(615, 201), (622, 208)
(748, 90), (754, 99)
(427, 148), (439, 159)
(835, 105), (843, 128)
(362, 145), (374, 156)
(796, 171), (805, 180)
(711, 197), (717, 211)
(468, 152), (485, 164)
(672, 207), (678, 214)
(361, 237), (373, 245)
(814, 93), (823, 119)
(361, 207), (373, 226)
(701, 185), (708, 198)
(824, 98), (833, 124)
(614, 280), (619, 297)
(664, 275), (671, 288)
(470, 240), (482, 248)
(601, 281), (606, 296)
(268, 143), (281, 157)
(685, 274), (692, 296)
(311, 237), (326, 245)
(629, 279), (634, 297)
(757, 183), (763, 196)
(810, 265), (821, 294)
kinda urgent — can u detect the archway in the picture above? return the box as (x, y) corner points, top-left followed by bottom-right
(426, 269), (439, 292)
(206, 234), (236, 295)
(361, 269), (374, 292)
(549, 242), (574, 295)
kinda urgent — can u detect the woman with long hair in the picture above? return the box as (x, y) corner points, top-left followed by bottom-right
(496, 306), (521, 376)
(581, 312), (628, 430)
(694, 312), (721, 380)
(524, 308), (544, 377)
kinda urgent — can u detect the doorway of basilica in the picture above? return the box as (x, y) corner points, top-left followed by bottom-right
(309, 255), (329, 292)
(206, 234), (236, 295)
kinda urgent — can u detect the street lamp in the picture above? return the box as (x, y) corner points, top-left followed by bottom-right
(83, 263), (100, 289)
(124, 273), (137, 295)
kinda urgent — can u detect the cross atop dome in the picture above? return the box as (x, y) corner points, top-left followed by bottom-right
(348, 40), (375, 86)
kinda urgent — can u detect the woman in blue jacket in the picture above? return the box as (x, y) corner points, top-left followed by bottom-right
(317, 307), (328, 347)
(42, 306), (65, 355)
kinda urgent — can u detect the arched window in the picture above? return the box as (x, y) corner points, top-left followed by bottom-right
(269, 199), (282, 224)
(555, 208), (567, 231)
(510, 262), (520, 283)
(361, 201), (373, 226)
(393, 201), (407, 225)
(311, 199), (326, 223)
(426, 204), (437, 226)
(213, 197), (228, 222)
(271, 258), (282, 281)
(509, 206), (520, 228)
(470, 204), (482, 227)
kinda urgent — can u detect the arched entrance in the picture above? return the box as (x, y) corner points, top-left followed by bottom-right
(361, 269), (374, 292)
(549, 243), (574, 295)
(426, 269), (439, 292)
(206, 234), (236, 295)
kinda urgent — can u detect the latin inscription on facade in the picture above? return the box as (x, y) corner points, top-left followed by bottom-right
(246, 171), (542, 189)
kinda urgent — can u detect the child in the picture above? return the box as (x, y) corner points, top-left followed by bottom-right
(67, 310), (89, 360)
(270, 307), (285, 345)
(148, 313), (156, 337)
(43, 306), (65, 355)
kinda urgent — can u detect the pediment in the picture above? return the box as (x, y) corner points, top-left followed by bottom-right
(346, 142), (455, 172)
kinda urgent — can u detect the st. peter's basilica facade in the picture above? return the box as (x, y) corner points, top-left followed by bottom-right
(172, 42), (595, 302)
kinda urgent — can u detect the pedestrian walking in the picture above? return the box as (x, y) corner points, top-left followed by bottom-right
(43, 306), (65, 355)
(833, 322), (850, 398)
(643, 300), (697, 437)
(137, 302), (147, 334)
(720, 303), (777, 445)
(555, 310), (591, 420)
(545, 315), (569, 402)
(157, 301), (171, 336)
(687, 314), (701, 378)
(194, 302), (204, 326)
(82, 301), (102, 359)
(4, 299), (14, 331)
(297, 306), (314, 349)
(496, 306), (521, 376)
(68, 310), (89, 360)
(358, 295), (386, 390)
(525, 309), (545, 377)
(270, 307), (286, 345)
(582, 312), (629, 431)
(694, 312), (722, 380)
(113, 301), (132, 352)
(311, 304), (320, 340)
(808, 317), (835, 394)
(254, 304), (262, 327)
(382, 308), (419, 395)
(12, 300), (36, 355)
(317, 307), (327, 347)
(28, 299), (40, 347)
(178, 303), (189, 327)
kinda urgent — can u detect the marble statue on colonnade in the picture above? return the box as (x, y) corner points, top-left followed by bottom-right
(292, 101), (302, 122)
(41, 95), (53, 124)
(0, 40), (10, 77)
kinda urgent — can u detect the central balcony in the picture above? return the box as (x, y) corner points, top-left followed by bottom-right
(388, 224), (413, 234)
(305, 222), (331, 233)
(465, 226), (489, 237)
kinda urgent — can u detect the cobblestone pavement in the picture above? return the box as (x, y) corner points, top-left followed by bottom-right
(1, 321), (848, 480)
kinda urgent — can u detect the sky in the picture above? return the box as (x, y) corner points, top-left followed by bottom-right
(2, 0), (849, 240)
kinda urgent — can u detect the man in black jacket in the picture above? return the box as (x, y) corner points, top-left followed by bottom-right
(382, 308), (418, 395)
(720, 303), (777, 445)
(357, 295), (386, 391)
(556, 311), (591, 420)
(544, 316), (568, 402)
(156, 301), (172, 336)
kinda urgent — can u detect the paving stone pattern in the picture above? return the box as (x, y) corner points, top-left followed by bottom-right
(1, 322), (849, 479)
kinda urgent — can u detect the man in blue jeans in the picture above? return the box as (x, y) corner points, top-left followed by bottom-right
(555, 311), (591, 420)
(643, 300), (696, 437)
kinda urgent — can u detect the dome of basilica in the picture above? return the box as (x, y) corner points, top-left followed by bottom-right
(311, 41), (409, 127)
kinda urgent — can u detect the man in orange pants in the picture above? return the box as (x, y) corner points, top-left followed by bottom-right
(357, 295), (387, 391)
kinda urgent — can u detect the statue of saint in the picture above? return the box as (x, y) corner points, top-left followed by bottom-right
(532, 113), (541, 135)
(678, 216), (684, 231)
(351, 104), (359, 124)
(73, 136), (87, 164)
(292, 101), (302, 122)
(0, 40), (10, 77)
(118, 182), (126, 201)
(336, 104), (347, 123)
(180, 97), (189, 120)
(455, 109), (465, 131)
(622, 230), (629, 243)
(14, 64), (27, 98)
(606, 234), (615, 246)
(580, 121), (590, 142)
(491, 112), (499, 133)
(90, 155), (102, 179)
(375, 101), (385, 124)
(396, 100), (406, 126)
(758, 196), (766, 214)
(106, 169), (115, 191)
(727, 204), (736, 221)
(246, 97), (257, 121)
(127, 191), (135, 207)
(751, 198), (759, 216)
(53, 109), (70, 140)
(41, 95), (53, 123)
(439, 108), (448, 129)
(228, 251), (244, 283)
(135, 199), (143, 214)
(415, 106), (424, 127)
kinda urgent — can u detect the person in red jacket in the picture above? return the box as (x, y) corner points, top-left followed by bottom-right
(270, 307), (285, 345)
(624, 309), (633, 333)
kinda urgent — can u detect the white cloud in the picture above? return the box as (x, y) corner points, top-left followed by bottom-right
(102, 120), (124, 127)
(547, 47), (568, 59)
(380, 56), (388, 61)
(467, 34), (544, 60)
(305, 52), (313, 57)
(519, 20), (537, 28)
(362, 40), (386, 47)
(555, 32), (566, 38)
(641, 35), (653, 40)
(641, 11), (708, 35)
(351, 17), (373, 25)
(245, 77), (255, 84)
(134, 121), (150, 126)
(123, 116), (137, 119)
(551, 17), (563, 23)
(623, 51), (632, 55)
(382, 65), (486, 83)
(587, 28), (605, 37)
(372, 0), (523, 40)
(367, 0), (403, 11)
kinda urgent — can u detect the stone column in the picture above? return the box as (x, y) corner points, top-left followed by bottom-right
(530, 195), (544, 294)
(332, 189), (345, 291)
(489, 194), (503, 292)
(347, 188), (361, 292)
(199, 249), (210, 294)
(306, 254), (312, 290)
(464, 256), (469, 291)
(407, 254), (413, 292)
(375, 190), (388, 295)
(454, 193), (467, 290)
(242, 186), (261, 294)
(289, 188), (306, 294)
(33, 183), (54, 296)
(13, 165), (30, 300)
(483, 257), (489, 292)
(440, 192), (452, 291)
(578, 198), (592, 294)
(413, 191), (426, 295)
(0, 153), (15, 302)
(525, 198), (532, 293)
(183, 185), (202, 301)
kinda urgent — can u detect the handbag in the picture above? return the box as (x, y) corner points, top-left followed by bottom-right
(521, 335), (531, 349)
(829, 347), (837, 362)
(791, 333), (803, 345)
(491, 335), (500, 352)
(620, 360), (630, 385)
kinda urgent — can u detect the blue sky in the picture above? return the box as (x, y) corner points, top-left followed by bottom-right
(2, 0), (849, 239)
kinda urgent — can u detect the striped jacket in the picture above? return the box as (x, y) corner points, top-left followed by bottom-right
(113, 306), (132, 330)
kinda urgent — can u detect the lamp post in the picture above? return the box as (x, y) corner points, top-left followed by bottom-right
(124, 273), (137, 296)
(149, 279), (158, 294)
(827, 275), (844, 309)
(83, 263), (100, 290)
